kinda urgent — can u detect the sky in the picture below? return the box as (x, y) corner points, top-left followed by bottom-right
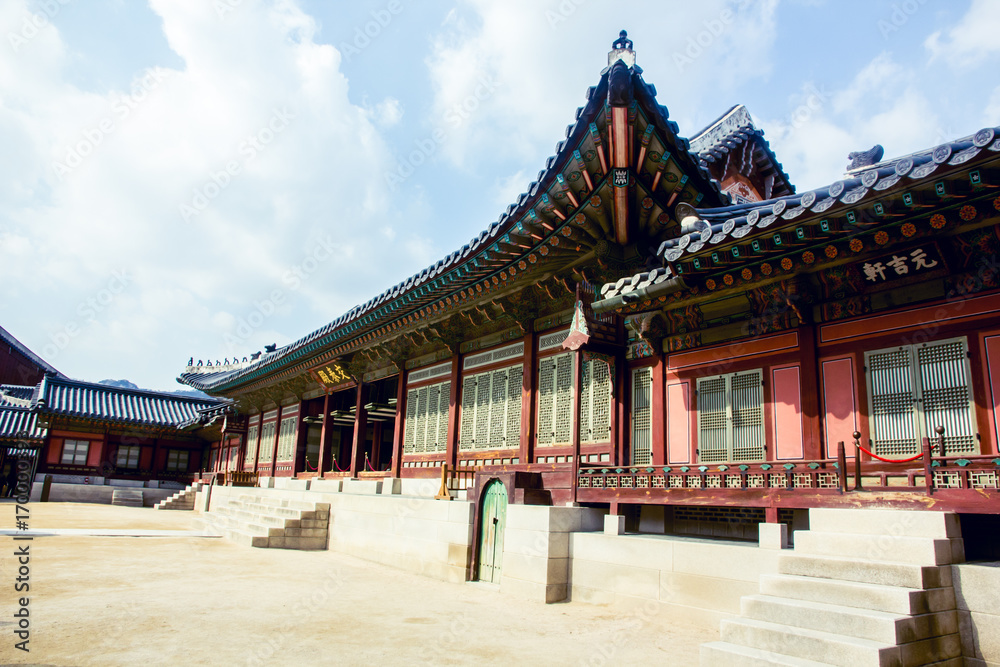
(1, 0), (999, 392)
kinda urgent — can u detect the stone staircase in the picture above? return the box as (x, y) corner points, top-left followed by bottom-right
(154, 482), (204, 510)
(701, 508), (964, 666)
(110, 488), (144, 507)
(199, 493), (330, 550)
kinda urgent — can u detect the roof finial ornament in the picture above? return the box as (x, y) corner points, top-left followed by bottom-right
(613, 30), (633, 51)
(608, 29), (636, 68)
(847, 144), (884, 171)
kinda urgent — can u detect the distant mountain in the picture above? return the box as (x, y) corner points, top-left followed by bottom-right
(99, 379), (139, 390)
(97, 379), (211, 400)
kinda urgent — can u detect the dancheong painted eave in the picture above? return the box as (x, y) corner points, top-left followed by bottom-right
(177, 35), (732, 396)
(596, 125), (1000, 311)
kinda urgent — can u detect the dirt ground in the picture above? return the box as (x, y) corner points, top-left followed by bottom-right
(0, 503), (717, 666)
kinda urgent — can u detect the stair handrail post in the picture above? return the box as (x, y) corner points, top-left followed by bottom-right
(935, 425), (946, 458)
(837, 441), (847, 494)
(852, 431), (863, 491)
(921, 437), (934, 496)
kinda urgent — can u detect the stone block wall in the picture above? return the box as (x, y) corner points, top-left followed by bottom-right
(954, 563), (1000, 667)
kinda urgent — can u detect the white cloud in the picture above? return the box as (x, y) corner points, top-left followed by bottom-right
(0, 0), (424, 389)
(925, 0), (1000, 67)
(424, 0), (780, 170)
(371, 96), (404, 127)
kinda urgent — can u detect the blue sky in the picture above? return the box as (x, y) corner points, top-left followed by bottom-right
(1, 0), (998, 391)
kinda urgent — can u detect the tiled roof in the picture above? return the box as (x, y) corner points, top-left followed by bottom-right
(35, 375), (225, 429)
(0, 385), (35, 408)
(179, 56), (727, 394)
(690, 104), (794, 199)
(0, 324), (62, 377)
(0, 407), (44, 443)
(598, 125), (1000, 303)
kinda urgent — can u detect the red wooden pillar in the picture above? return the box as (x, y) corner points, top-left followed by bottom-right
(317, 392), (330, 478)
(571, 348), (582, 504)
(293, 401), (308, 475)
(150, 437), (161, 478)
(615, 353), (627, 467)
(269, 409), (281, 478)
(251, 416), (263, 475)
(371, 421), (383, 471)
(651, 354), (666, 466)
(519, 331), (536, 466)
(445, 354), (461, 469)
(390, 370), (406, 478)
(349, 383), (367, 477)
(799, 323), (823, 460)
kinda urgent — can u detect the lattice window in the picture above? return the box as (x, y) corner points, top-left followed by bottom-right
(631, 366), (652, 465)
(116, 445), (140, 469)
(165, 450), (189, 472)
(536, 353), (574, 446)
(258, 422), (276, 463)
(60, 439), (89, 465)
(867, 337), (978, 459)
(459, 365), (523, 450)
(403, 380), (451, 454)
(403, 389), (418, 452)
(696, 369), (764, 463)
(244, 425), (259, 465)
(276, 416), (297, 461)
(582, 359), (613, 444)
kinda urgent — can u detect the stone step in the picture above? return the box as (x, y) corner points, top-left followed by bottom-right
(741, 595), (959, 645)
(778, 553), (952, 590)
(807, 509), (960, 539)
(111, 489), (144, 507)
(793, 531), (960, 566)
(235, 496), (329, 513)
(700, 641), (835, 666)
(282, 526), (327, 538)
(267, 535), (328, 550)
(225, 528), (269, 548)
(760, 575), (956, 616)
(720, 616), (898, 667)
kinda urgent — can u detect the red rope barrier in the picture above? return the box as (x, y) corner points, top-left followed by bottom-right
(331, 458), (348, 472)
(855, 442), (927, 463)
(305, 459), (317, 471)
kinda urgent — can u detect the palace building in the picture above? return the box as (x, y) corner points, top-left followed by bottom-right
(15, 33), (1000, 664)
(179, 33), (1000, 529)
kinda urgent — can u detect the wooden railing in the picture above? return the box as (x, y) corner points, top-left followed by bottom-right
(435, 465), (478, 500)
(576, 429), (1000, 511)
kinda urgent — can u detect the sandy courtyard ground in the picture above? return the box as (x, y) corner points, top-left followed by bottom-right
(0, 502), (717, 666)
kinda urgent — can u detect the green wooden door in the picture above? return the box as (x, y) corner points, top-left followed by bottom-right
(478, 480), (508, 584)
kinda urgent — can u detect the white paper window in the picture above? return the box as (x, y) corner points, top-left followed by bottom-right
(403, 380), (451, 454)
(631, 367), (652, 465)
(244, 425), (259, 465)
(459, 365), (523, 450)
(866, 337), (977, 458)
(536, 353), (574, 446)
(61, 439), (89, 465)
(696, 369), (764, 463)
